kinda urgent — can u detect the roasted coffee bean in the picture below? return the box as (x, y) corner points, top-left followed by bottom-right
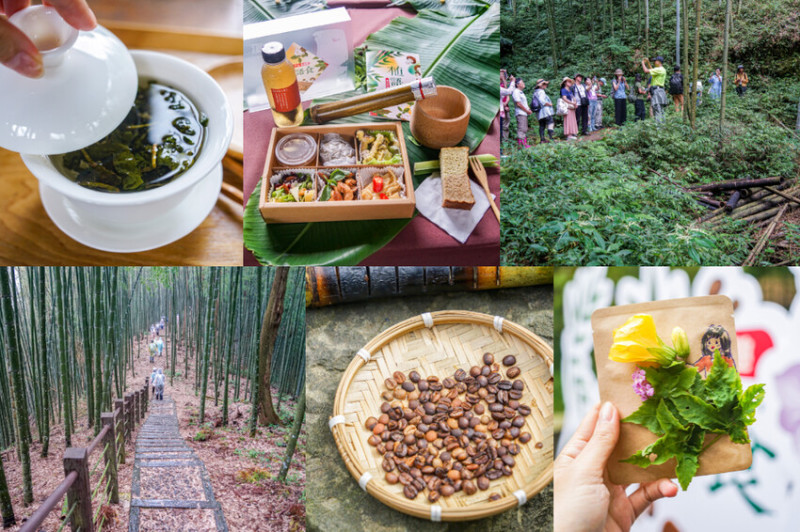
(429, 381), (443, 392)
(518, 405), (532, 416)
(384, 378), (398, 390)
(382, 457), (396, 472)
(512, 379), (524, 391)
(441, 484), (455, 497)
(497, 380), (512, 391)
(403, 484), (418, 499)
(477, 375), (488, 388)
(507, 399), (519, 409)
(423, 402), (436, 415)
(463, 480), (477, 495)
(401, 381), (415, 392)
(487, 372), (502, 385)
(502, 455), (515, 467)
(519, 432), (532, 444)
(492, 428), (505, 440)
(393, 389), (407, 400)
(508, 443), (520, 455)
(409, 371), (421, 383)
(535, 441), (544, 449)
(481, 365), (491, 377)
(477, 476), (490, 490)
(489, 403), (504, 413)
(502, 355), (516, 366)
(365, 417), (378, 430)
(509, 427), (521, 439)
(508, 390), (523, 400)
(486, 469), (503, 480)
(443, 377), (456, 389)
(473, 403), (485, 415)
(506, 366), (521, 379)
(428, 490), (441, 503)
(381, 390), (394, 401)
(483, 352), (494, 365)
(454, 368), (467, 381)
(368, 434), (381, 446)
(489, 493), (501, 501)
(385, 472), (399, 484)
(497, 391), (508, 405)
(418, 380), (429, 392)
(393, 371), (406, 384)
(372, 423), (385, 435)
(399, 472), (413, 485)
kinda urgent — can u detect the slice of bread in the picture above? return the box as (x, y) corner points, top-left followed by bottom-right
(440, 146), (474, 210)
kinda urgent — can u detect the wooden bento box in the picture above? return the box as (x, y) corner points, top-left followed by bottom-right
(258, 123), (416, 223)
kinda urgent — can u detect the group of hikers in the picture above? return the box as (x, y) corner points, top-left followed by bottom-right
(500, 61), (750, 147)
(148, 316), (167, 401)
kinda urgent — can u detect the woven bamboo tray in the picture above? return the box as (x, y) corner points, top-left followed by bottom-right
(330, 310), (554, 522)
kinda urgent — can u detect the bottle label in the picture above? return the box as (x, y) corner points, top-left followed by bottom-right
(271, 81), (301, 113)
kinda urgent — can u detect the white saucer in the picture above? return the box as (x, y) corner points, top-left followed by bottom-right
(39, 164), (222, 253)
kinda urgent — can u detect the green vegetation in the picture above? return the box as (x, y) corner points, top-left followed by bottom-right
(501, 0), (800, 265)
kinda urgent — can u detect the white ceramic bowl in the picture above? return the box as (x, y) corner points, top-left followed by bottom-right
(21, 50), (233, 226)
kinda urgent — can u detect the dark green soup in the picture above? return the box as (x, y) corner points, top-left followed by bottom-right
(52, 80), (209, 193)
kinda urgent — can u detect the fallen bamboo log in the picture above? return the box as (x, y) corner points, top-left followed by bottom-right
(706, 185), (800, 225)
(689, 177), (782, 193)
(744, 204), (788, 266)
(698, 197), (724, 209)
(760, 186), (800, 208)
(725, 190), (742, 211)
(739, 203), (790, 225)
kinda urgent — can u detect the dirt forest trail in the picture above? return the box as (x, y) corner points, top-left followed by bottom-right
(128, 396), (228, 532)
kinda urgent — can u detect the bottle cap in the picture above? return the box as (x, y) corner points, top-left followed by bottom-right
(0, 6), (137, 155)
(261, 42), (286, 64)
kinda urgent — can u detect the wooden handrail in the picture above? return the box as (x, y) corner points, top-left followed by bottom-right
(86, 425), (110, 456)
(17, 471), (78, 532)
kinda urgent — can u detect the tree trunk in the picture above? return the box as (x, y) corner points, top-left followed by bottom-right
(690, 0), (702, 129)
(0, 453), (14, 527)
(257, 268), (289, 426)
(249, 269), (265, 437)
(36, 268), (49, 457)
(796, 97), (800, 132)
(659, 0), (663, 29)
(675, 0), (680, 65)
(545, 0), (559, 75)
(682, 0), (689, 120)
(199, 268), (219, 423)
(278, 386), (305, 483)
(720, 0), (732, 133)
(221, 269), (241, 426)
(644, 0), (649, 55)
(1, 268), (32, 505)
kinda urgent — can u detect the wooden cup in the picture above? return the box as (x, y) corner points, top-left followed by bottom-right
(410, 86), (471, 149)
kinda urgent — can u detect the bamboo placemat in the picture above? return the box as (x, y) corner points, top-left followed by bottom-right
(330, 310), (554, 521)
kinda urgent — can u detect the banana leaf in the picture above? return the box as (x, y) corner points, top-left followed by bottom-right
(243, 0), (327, 22)
(243, 5), (500, 265)
(390, 0), (496, 18)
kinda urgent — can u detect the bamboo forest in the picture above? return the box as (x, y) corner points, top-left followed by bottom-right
(0, 267), (306, 532)
(501, 0), (800, 266)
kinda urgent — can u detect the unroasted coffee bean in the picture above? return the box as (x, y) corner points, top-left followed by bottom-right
(506, 366), (521, 379)
(483, 352), (494, 365)
(502, 355), (516, 366)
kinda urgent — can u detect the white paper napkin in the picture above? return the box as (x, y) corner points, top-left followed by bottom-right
(415, 174), (494, 244)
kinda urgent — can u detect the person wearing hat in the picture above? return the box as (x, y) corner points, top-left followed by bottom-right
(668, 65), (684, 114)
(612, 69), (628, 126)
(735, 65), (749, 96)
(708, 68), (723, 100)
(533, 79), (555, 143)
(593, 78), (608, 129)
(511, 77), (533, 148)
(642, 56), (668, 124)
(572, 74), (590, 136)
(560, 77), (579, 140)
(150, 367), (158, 395)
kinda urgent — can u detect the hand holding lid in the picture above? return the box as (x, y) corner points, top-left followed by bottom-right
(0, 4), (137, 155)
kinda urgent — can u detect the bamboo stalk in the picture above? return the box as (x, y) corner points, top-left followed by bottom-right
(309, 78), (436, 123)
(689, 177), (782, 192)
(724, 190), (741, 211)
(743, 204), (788, 266)
(760, 186), (800, 208)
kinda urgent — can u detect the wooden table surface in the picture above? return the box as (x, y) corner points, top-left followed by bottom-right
(0, 149), (243, 266)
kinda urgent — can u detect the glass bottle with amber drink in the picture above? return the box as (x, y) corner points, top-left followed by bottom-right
(261, 41), (303, 127)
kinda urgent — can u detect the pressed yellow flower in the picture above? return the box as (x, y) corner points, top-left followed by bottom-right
(609, 314), (677, 367)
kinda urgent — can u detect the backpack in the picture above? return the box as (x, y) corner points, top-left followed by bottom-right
(669, 73), (683, 95)
(530, 92), (542, 114)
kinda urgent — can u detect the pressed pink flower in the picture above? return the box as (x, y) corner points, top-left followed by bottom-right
(631, 368), (654, 401)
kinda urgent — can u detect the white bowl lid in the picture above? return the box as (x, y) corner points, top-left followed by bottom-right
(0, 6), (137, 155)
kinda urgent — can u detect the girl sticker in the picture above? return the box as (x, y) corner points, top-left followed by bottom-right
(694, 324), (736, 375)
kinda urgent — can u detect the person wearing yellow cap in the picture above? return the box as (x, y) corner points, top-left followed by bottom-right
(735, 65), (749, 97)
